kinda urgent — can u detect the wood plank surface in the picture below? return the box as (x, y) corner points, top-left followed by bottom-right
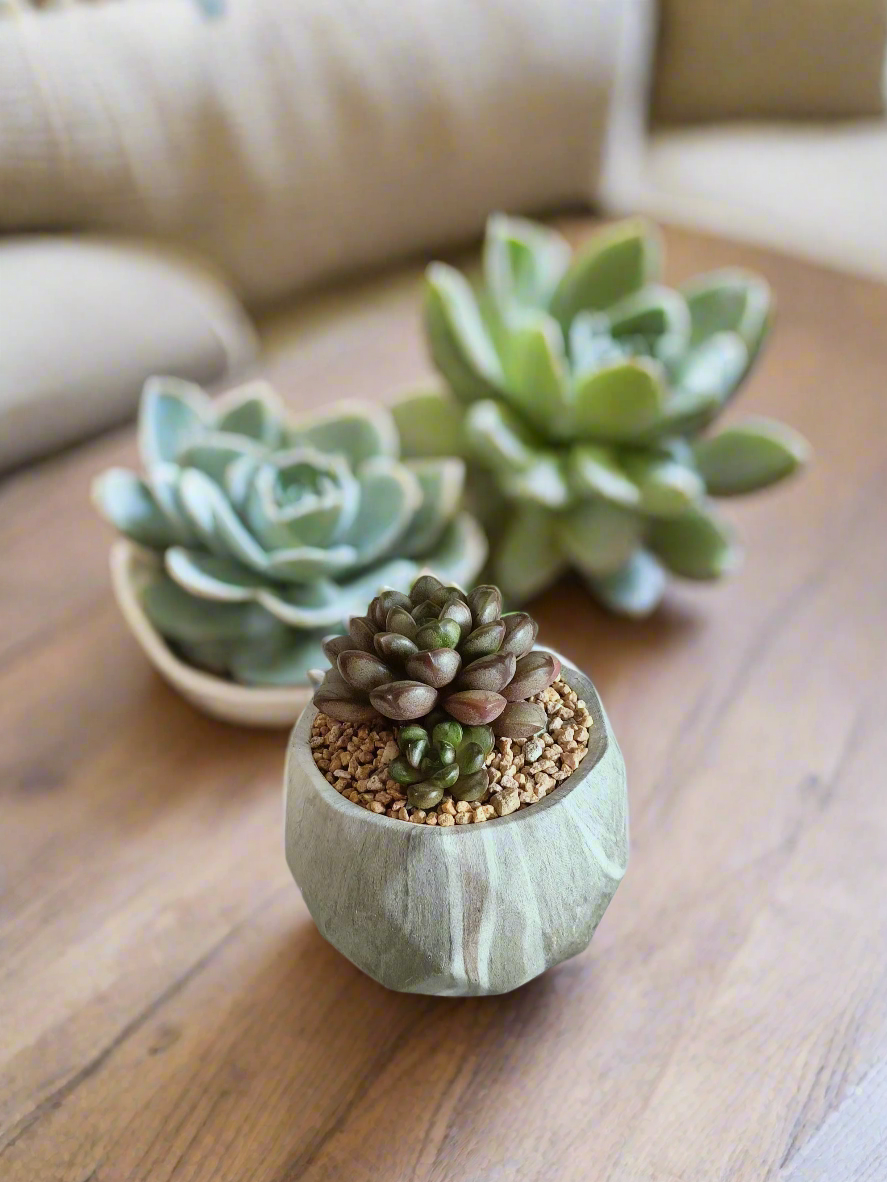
(2, 221), (887, 1181)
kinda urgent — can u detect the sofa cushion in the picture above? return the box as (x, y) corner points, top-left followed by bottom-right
(0, 236), (257, 472)
(654, 0), (887, 123)
(0, 0), (621, 305)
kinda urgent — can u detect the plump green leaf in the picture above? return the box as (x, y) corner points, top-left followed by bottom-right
(550, 218), (662, 327)
(138, 376), (211, 469)
(585, 549), (666, 618)
(605, 284), (690, 346)
(693, 417), (810, 496)
(214, 381), (285, 446)
(228, 628), (330, 686)
(464, 399), (541, 474)
(92, 468), (179, 548)
(165, 547), (270, 602)
(449, 769), (490, 802)
(493, 502), (567, 603)
(650, 503), (741, 579)
(557, 501), (644, 577)
(500, 453), (572, 509)
(567, 444), (640, 508)
(424, 263), (504, 401)
(573, 359), (666, 443)
(620, 454), (705, 518)
(682, 268), (772, 355)
(337, 457), (422, 567)
(147, 463), (199, 545)
(293, 399), (399, 464)
(456, 741), (487, 776)
(483, 213), (571, 311)
(396, 459), (465, 557)
(392, 389), (467, 459)
(500, 309), (572, 433)
(141, 572), (277, 644)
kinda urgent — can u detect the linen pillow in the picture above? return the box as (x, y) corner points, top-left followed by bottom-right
(654, 0), (887, 123)
(0, 236), (257, 472)
(0, 0), (622, 305)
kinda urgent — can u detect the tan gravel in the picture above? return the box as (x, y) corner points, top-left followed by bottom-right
(309, 678), (591, 826)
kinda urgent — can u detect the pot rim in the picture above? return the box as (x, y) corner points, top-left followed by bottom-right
(287, 660), (610, 835)
(110, 538), (313, 710)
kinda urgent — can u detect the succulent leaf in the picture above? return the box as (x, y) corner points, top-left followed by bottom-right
(413, 216), (806, 616)
(450, 769), (489, 802)
(424, 263), (505, 401)
(584, 549), (667, 618)
(457, 652), (516, 692)
(369, 680), (439, 721)
(460, 621), (507, 661)
(502, 651), (561, 701)
(651, 503), (741, 580)
(393, 389), (468, 460)
(573, 359), (666, 443)
(138, 376), (211, 469)
(93, 468), (180, 549)
(693, 418), (810, 496)
(557, 501), (644, 577)
(500, 613), (539, 659)
(550, 218), (661, 327)
(682, 269), (772, 356)
(483, 213), (571, 311)
(493, 701), (547, 740)
(444, 689), (507, 726)
(404, 648), (462, 688)
(338, 651), (396, 692)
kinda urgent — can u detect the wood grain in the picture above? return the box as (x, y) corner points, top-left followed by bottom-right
(3, 221), (887, 1180)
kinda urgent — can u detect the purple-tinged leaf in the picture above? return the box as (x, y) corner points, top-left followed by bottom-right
(492, 700), (546, 739)
(457, 652), (516, 692)
(337, 650), (397, 692)
(444, 689), (507, 725)
(405, 648), (462, 689)
(370, 680), (439, 721)
(502, 650), (561, 701)
(500, 612), (538, 659)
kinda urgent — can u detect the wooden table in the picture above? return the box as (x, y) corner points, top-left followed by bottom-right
(3, 223), (887, 1182)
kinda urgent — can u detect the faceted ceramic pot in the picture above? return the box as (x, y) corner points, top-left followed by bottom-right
(284, 661), (628, 996)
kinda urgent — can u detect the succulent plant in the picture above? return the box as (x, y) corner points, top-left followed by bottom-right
(389, 719), (496, 809)
(313, 574), (561, 805)
(393, 214), (810, 616)
(93, 378), (486, 684)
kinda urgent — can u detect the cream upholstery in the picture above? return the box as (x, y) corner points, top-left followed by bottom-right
(0, 0), (622, 305)
(0, 236), (257, 471)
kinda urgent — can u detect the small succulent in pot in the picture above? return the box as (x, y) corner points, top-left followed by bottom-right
(92, 378), (487, 686)
(312, 574), (561, 806)
(393, 214), (810, 616)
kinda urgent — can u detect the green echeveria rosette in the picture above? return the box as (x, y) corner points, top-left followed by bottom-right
(393, 214), (811, 617)
(92, 378), (487, 685)
(312, 574), (561, 809)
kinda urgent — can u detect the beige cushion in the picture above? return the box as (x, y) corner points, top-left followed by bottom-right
(0, 0), (621, 305)
(0, 236), (257, 472)
(602, 119), (887, 283)
(654, 0), (887, 123)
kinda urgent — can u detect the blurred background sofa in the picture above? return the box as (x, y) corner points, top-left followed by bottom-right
(1, 0), (884, 472)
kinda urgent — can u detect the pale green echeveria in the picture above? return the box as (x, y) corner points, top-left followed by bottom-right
(397, 214), (809, 616)
(93, 378), (486, 684)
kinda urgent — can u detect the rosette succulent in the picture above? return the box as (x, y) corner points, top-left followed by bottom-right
(93, 378), (486, 684)
(313, 575), (561, 807)
(393, 214), (810, 616)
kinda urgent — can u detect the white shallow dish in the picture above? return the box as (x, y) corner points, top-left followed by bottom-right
(110, 540), (313, 727)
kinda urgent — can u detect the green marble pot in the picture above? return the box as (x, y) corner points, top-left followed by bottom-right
(284, 661), (628, 996)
